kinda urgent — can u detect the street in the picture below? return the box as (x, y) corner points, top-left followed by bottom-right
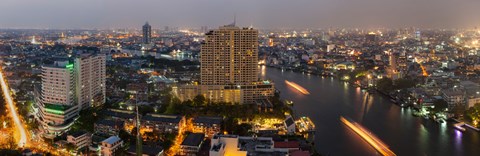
(0, 68), (28, 147)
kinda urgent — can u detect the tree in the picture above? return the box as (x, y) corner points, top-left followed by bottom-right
(119, 129), (132, 142)
(376, 78), (393, 92)
(393, 78), (416, 90)
(465, 104), (480, 127)
(65, 143), (76, 152)
(452, 104), (466, 117)
(432, 99), (448, 113)
(233, 123), (252, 136)
(193, 95), (206, 106)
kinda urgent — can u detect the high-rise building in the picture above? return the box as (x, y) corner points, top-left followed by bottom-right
(75, 53), (106, 109)
(34, 59), (79, 138)
(200, 25), (259, 85)
(142, 22), (152, 44)
(174, 24), (274, 104)
(34, 52), (106, 138)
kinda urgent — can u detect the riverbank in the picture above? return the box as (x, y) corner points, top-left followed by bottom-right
(262, 67), (480, 155)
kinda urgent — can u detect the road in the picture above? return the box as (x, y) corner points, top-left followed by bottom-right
(0, 69), (27, 147)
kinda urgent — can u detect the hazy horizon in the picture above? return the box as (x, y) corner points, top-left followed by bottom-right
(1, 0), (480, 29)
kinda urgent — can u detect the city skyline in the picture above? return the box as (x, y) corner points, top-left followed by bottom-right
(1, 0), (480, 29)
(2, 1), (480, 155)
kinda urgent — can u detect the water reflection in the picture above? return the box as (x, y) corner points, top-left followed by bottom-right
(262, 67), (479, 155)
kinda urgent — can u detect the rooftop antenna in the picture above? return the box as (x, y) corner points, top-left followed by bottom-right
(234, 13), (236, 26)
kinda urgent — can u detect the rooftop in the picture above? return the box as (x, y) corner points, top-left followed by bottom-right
(102, 136), (121, 145)
(68, 130), (89, 138)
(181, 133), (205, 147)
(143, 114), (183, 123)
(104, 109), (135, 119)
(273, 141), (299, 149)
(193, 116), (222, 125)
(95, 119), (124, 127)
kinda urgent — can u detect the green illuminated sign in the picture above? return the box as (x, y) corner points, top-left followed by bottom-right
(45, 108), (65, 115)
(66, 63), (74, 70)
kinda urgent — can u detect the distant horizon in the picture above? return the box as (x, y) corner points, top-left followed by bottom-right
(1, 0), (480, 29)
(0, 25), (478, 31)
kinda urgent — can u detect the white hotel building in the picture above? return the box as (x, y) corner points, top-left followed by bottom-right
(33, 53), (106, 138)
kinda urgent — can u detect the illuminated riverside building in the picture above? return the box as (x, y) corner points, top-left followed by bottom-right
(34, 53), (106, 138)
(174, 24), (274, 104)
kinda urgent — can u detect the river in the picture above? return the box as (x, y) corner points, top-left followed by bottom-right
(261, 67), (480, 156)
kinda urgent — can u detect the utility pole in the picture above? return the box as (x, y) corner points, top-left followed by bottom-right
(135, 95), (142, 156)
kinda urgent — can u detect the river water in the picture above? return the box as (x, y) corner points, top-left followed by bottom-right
(261, 67), (480, 156)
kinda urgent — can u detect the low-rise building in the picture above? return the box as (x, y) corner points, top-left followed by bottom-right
(104, 109), (136, 125)
(66, 131), (92, 150)
(126, 83), (149, 101)
(142, 114), (185, 133)
(179, 133), (205, 156)
(101, 136), (123, 156)
(193, 116), (222, 138)
(442, 89), (465, 110)
(210, 134), (297, 156)
(94, 119), (125, 136)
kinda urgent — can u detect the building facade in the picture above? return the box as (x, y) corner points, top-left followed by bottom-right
(67, 131), (92, 150)
(34, 53), (106, 138)
(101, 136), (123, 156)
(143, 22), (152, 44)
(34, 60), (79, 138)
(142, 114), (186, 133)
(75, 53), (106, 109)
(193, 116), (222, 138)
(175, 25), (274, 104)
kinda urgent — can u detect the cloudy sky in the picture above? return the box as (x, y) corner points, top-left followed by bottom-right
(0, 0), (479, 29)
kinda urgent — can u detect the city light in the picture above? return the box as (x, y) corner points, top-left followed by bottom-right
(340, 117), (395, 156)
(285, 80), (310, 95)
(0, 69), (28, 147)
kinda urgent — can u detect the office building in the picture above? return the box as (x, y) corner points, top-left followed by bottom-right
(174, 24), (274, 104)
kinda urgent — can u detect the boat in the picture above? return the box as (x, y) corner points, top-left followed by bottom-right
(284, 100), (294, 105)
(285, 80), (310, 95)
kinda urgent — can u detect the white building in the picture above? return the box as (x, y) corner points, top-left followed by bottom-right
(34, 60), (79, 138)
(34, 53), (106, 138)
(101, 136), (123, 156)
(210, 134), (298, 156)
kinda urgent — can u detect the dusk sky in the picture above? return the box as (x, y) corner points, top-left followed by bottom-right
(1, 0), (479, 29)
